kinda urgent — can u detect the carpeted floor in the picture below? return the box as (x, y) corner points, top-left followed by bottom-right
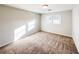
(0, 31), (78, 54)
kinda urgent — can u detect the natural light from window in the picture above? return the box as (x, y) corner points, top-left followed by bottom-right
(14, 25), (26, 41)
(52, 15), (61, 24)
(28, 20), (35, 31)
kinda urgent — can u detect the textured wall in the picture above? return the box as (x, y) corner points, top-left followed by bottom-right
(0, 5), (41, 47)
(72, 5), (79, 52)
(41, 10), (72, 37)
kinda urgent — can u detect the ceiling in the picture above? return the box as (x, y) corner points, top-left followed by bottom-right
(6, 4), (74, 14)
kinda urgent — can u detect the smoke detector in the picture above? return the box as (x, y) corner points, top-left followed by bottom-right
(48, 9), (52, 11)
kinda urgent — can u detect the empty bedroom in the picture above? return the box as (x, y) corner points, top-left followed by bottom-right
(0, 4), (79, 54)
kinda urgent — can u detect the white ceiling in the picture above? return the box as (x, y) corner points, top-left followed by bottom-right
(6, 4), (74, 14)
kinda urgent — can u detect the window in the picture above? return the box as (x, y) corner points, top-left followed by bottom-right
(52, 15), (61, 24)
(14, 25), (26, 41)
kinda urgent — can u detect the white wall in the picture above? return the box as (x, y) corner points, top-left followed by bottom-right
(0, 5), (41, 47)
(41, 10), (72, 37)
(72, 5), (79, 52)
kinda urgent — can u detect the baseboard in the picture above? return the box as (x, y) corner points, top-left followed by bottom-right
(41, 30), (72, 38)
(0, 41), (13, 48)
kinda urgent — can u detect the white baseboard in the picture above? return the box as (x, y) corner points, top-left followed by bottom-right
(0, 41), (13, 48)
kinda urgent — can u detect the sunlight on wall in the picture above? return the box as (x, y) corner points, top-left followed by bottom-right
(28, 20), (35, 31)
(14, 20), (36, 41)
(14, 25), (26, 41)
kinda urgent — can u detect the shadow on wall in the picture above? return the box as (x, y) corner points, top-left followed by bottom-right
(14, 20), (36, 41)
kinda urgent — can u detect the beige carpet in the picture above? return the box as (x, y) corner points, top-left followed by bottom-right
(0, 31), (78, 54)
